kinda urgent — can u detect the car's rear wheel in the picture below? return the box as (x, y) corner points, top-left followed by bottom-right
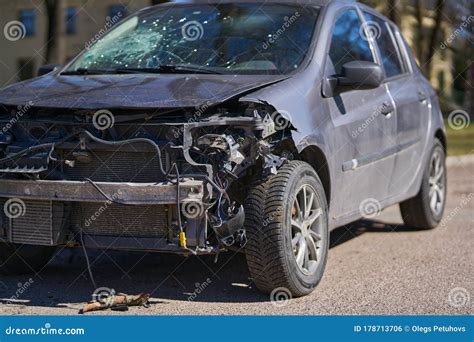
(400, 139), (447, 229)
(0, 243), (56, 275)
(244, 161), (329, 297)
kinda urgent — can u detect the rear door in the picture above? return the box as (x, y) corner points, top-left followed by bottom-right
(322, 8), (398, 218)
(362, 12), (429, 198)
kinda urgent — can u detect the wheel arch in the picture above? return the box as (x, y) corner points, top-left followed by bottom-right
(299, 145), (331, 207)
(435, 129), (447, 153)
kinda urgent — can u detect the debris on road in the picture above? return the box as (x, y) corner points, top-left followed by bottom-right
(79, 292), (151, 314)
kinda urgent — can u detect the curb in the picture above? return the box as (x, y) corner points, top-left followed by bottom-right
(447, 154), (474, 167)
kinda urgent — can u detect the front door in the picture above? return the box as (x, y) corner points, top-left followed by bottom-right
(323, 8), (398, 218)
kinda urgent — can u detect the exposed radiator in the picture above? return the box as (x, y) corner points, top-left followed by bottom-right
(0, 198), (171, 245)
(70, 203), (170, 239)
(0, 199), (65, 246)
(62, 150), (168, 183)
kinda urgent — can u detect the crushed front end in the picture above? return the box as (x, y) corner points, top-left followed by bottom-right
(0, 102), (293, 254)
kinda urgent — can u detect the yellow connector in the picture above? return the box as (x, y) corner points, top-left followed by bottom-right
(179, 231), (187, 249)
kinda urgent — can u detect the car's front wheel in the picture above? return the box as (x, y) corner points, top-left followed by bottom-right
(244, 161), (329, 297)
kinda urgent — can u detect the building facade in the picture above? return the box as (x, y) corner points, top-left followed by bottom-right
(0, 0), (156, 87)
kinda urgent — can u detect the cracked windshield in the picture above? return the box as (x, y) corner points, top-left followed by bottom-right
(66, 4), (319, 75)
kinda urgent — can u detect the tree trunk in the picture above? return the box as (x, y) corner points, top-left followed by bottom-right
(468, 3), (474, 118)
(45, 0), (65, 64)
(468, 60), (474, 119)
(387, 0), (398, 26)
(413, 0), (425, 63)
(424, 0), (445, 78)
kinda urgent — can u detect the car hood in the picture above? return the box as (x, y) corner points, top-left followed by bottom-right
(0, 74), (287, 110)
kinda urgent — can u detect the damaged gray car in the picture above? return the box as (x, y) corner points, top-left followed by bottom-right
(0, 0), (446, 297)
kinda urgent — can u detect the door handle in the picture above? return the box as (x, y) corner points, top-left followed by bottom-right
(418, 91), (428, 103)
(381, 101), (394, 117)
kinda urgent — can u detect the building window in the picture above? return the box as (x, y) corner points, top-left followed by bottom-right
(19, 9), (36, 37)
(17, 58), (36, 81)
(109, 5), (127, 21)
(66, 7), (77, 35)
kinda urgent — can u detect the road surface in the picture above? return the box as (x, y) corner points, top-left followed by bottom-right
(0, 157), (472, 315)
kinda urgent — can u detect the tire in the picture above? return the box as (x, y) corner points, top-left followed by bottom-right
(0, 243), (56, 275)
(400, 139), (447, 229)
(244, 161), (329, 297)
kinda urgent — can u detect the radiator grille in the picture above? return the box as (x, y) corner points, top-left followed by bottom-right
(63, 150), (167, 183)
(71, 203), (170, 238)
(0, 199), (64, 246)
(11, 200), (52, 245)
(0, 198), (170, 244)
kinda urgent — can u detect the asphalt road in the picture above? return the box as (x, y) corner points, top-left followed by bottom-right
(0, 157), (472, 315)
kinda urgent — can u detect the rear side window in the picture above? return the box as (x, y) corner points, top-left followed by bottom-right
(363, 13), (404, 78)
(328, 9), (375, 74)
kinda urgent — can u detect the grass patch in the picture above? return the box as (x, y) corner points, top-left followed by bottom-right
(445, 120), (474, 156)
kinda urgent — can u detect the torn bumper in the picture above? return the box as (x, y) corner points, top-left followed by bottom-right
(0, 179), (211, 253)
(0, 179), (204, 204)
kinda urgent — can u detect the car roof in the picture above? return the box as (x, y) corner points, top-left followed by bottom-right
(138, 1), (395, 30)
(160, 0), (356, 7)
(173, 1), (394, 26)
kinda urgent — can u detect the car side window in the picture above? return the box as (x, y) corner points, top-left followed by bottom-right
(328, 9), (375, 74)
(363, 13), (404, 78)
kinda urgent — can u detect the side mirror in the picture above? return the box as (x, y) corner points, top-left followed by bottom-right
(37, 64), (62, 76)
(322, 61), (384, 97)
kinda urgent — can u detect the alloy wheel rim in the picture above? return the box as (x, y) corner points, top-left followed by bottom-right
(291, 184), (323, 275)
(428, 150), (445, 216)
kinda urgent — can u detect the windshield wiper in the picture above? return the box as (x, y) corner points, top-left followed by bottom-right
(62, 65), (222, 76)
(115, 65), (223, 75)
(61, 68), (116, 75)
